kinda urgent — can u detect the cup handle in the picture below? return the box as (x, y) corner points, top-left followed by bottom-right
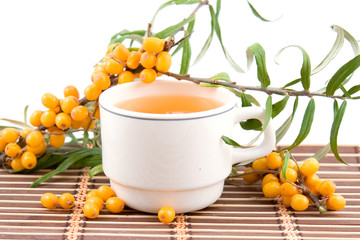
(231, 106), (276, 165)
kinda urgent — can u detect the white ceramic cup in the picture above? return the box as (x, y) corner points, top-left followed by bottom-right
(99, 79), (275, 213)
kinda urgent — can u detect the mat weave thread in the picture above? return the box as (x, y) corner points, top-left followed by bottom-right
(0, 145), (359, 239)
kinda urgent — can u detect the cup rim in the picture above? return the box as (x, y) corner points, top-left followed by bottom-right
(99, 79), (237, 121)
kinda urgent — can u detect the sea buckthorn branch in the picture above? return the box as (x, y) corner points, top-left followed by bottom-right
(161, 70), (348, 100)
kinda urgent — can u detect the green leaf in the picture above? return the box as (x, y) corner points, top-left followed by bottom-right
(110, 30), (146, 42)
(272, 95), (290, 118)
(89, 164), (104, 178)
(330, 100), (348, 165)
(312, 144), (331, 160)
(154, 15), (195, 39)
(0, 118), (33, 129)
(247, 43), (270, 88)
(193, 4), (214, 65)
(347, 84), (360, 96)
(30, 148), (101, 187)
(110, 34), (144, 45)
(281, 151), (290, 180)
(210, 72), (231, 82)
(326, 55), (360, 96)
(283, 78), (301, 88)
(20, 149), (64, 174)
(221, 135), (242, 148)
(109, 30), (146, 45)
(150, 0), (201, 25)
(180, 36), (191, 74)
(333, 99), (339, 118)
(285, 98), (315, 151)
(23, 105), (29, 124)
(211, 5), (245, 73)
(71, 155), (102, 168)
(240, 119), (262, 131)
(276, 97), (299, 144)
(247, 0), (280, 22)
(240, 92), (252, 107)
(275, 45), (311, 90)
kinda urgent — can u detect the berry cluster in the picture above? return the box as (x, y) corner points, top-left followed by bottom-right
(0, 37), (172, 172)
(40, 185), (125, 219)
(241, 151), (346, 212)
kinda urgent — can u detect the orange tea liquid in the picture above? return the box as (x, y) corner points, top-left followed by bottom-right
(116, 94), (223, 114)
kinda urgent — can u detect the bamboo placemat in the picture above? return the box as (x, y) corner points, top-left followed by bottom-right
(0, 145), (359, 240)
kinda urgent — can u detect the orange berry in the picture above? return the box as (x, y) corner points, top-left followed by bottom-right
(318, 180), (336, 196)
(252, 157), (268, 171)
(266, 152), (282, 169)
(242, 168), (260, 184)
(158, 206), (176, 224)
(118, 71), (135, 84)
(0, 137), (6, 152)
(41, 93), (59, 110)
(26, 141), (47, 155)
(41, 193), (59, 209)
(126, 51), (141, 69)
(97, 185), (116, 201)
(71, 106), (89, 122)
(112, 43), (130, 62)
(262, 181), (281, 198)
(11, 156), (25, 171)
(286, 159), (299, 172)
(26, 131), (44, 148)
(140, 68), (157, 84)
(106, 197), (125, 213)
(40, 110), (57, 128)
(140, 51), (157, 69)
(83, 202), (100, 219)
(261, 173), (279, 187)
(282, 195), (292, 207)
(84, 83), (102, 101)
(86, 190), (101, 200)
(55, 113), (71, 130)
(30, 110), (43, 127)
(280, 182), (299, 197)
(21, 151), (37, 169)
(59, 193), (75, 209)
(64, 85), (80, 99)
(71, 120), (82, 130)
(304, 174), (320, 188)
(0, 128), (19, 143)
(104, 55), (124, 75)
(326, 194), (346, 211)
(300, 158), (319, 177)
(20, 128), (33, 138)
(60, 96), (79, 114)
(93, 107), (100, 120)
(5, 143), (22, 158)
(142, 37), (165, 53)
(156, 51), (172, 72)
(86, 196), (104, 210)
(49, 128), (65, 149)
(81, 116), (95, 130)
(92, 71), (111, 90)
(280, 168), (298, 183)
(291, 194), (309, 211)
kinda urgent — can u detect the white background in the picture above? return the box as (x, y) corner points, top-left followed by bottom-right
(0, 0), (359, 146)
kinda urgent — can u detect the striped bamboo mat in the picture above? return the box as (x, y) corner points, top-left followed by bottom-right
(0, 145), (359, 240)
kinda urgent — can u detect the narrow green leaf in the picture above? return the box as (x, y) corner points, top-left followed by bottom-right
(347, 84), (360, 96)
(339, 84), (352, 98)
(245, 96), (272, 145)
(272, 95), (290, 118)
(23, 105), (29, 124)
(281, 151), (290, 180)
(240, 92), (252, 107)
(30, 148), (101, 187)
(326, 55), (360, 96)
(89, 164), (104, 178)
(333, 99), (339, 118)
(276, 97), (299, 144)
(275, 45), (311, 90)
(247, 43), (270, 88)
(110, 34), (144, 45)
(247, 0), (280, 22)
(150, 0), (201, 25)
(180, 36), (191, 74)
(283, 78), (301, 88)
(285, 98), (315, 151)
(71, 155), (102, 168)
(210, 72), (231, 82)
(330, 100), (348, 165)
(154, 15), (195, 39)
(211, 5), (245, 73)
(240, 119), (262, 131)
(110, 30), (146, 42)
(311, 25), (344, 75)
(0, 118), (33, 129)
(222, 135), (242, 148)
(312, 144), (331, 160)
(244, 94), (261, 106)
